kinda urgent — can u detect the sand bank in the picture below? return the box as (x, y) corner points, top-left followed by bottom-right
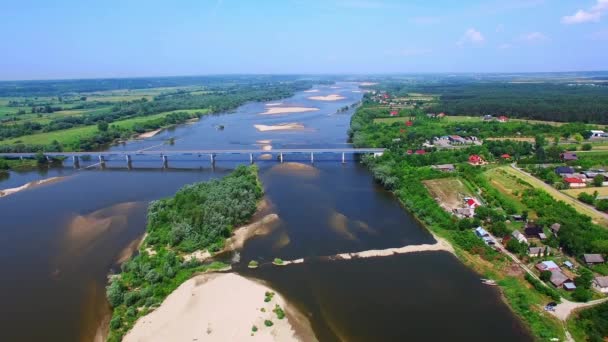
(254, 123), (305, 132)
(123, 273), (314, 342)
(226, 213), (280, 251)
(261, 107), (319, 115)
(269, 163), (320, 177)
(303, 89), (319, 93)
(0, 176), (64, 198)
(136, 129), (162, 139)
(359, 82), (378, 86)
(308, 94), (346, 101)
(265, 102), (283, 107)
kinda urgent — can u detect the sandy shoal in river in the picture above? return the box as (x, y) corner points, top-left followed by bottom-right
(136, 129), (162, 139)
(260, 107), (319, 115)
(254, 123), (305, 132)
(0, 176), (64, 198)
(123, 273), (314, 342)
(307, 94), (346, 101)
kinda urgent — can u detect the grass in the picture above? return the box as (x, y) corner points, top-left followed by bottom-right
(510, 118), (567, 127)
(483, 167), (532, 212)
(503, 166), (608, 226)
(563, 186), (608, 198)
(2, 109), (208, 146)
(422, 177), (477, 212)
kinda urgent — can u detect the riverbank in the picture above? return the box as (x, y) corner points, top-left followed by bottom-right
(123, 273), (313, 342)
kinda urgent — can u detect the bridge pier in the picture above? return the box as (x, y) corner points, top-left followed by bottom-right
(210, 153), (216, 165)
(342, 152), (345, 164)
(279, 152), (283, 163)
(98, 155), (106, 168)
(310, 152), (314, 163)
(72, 155), (80, 169)
(162, 155), (168, 169)
(249, 153), (254, 164)
(126, 155), (132, 169)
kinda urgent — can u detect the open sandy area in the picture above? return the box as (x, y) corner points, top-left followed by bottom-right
(122, 273), (314, 342)
(303, 89), (319, 93)
(308, 94), (346, 101)
(260, 107), (319, 115)
(359, 82), (378, 86)
(136, 129), (162, 139)
(265, 103), (283, 107)
(254, 123), (305, 132)
(0, 176), (64, 198)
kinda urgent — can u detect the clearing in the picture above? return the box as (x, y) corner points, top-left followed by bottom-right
(483, 167), (532, 212)
(423, 178), (477, 212)
(563, 187), (608, 198)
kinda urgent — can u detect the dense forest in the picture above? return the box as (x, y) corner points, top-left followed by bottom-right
(106, 165), (262, 341)
(374, 81), (608, 124)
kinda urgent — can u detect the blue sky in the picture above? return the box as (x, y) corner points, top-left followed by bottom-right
(1, 0), (607, 80)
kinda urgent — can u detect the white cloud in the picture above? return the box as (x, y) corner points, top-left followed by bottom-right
(457, 28), (485, 46)
(562, 0), (607, 24)
(520, 31), (548, 42)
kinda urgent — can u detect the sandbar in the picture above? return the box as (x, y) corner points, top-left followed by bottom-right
(260, 107), (319, 115)
(254, 123), (305, 132)
(136, 129), (162, 139)
(0, 176), (64, 198)
(307, 94), (346, 101)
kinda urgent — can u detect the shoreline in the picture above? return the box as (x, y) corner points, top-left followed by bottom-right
(260, 107), (319, 115)
(0, 176), (64, 198)
(136, 128), (163, 139)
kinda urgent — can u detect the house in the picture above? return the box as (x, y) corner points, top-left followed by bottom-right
(512, 230), (529, 244)
(497, 115), (509, 123)
(563, 261), (575, 270)
(590, 130), (605, 138)
(564, 177), (586, 188)
(536, 260), (560, 271)
(415, 149), (426, 155)
(555, 166), (575, 175)
(390, 110), (398, 117)
(406, 121), (414, 127)
(468, 154), (484, 166)
(584, 254), (605, 265)
(437, 112), (446, 118)
(406, 150), (413, 155)
(593, 276), (608, 293)
(465, 197), (480, 209)
(560, 152), (578, 161)
(454, 207), (474, 217)
(426, 113), (436, 118)
(564, 282), (577, 291)
(511, 214), (524, 222)
(449, 135), (466, 144)
(475, 227), (489, 238)
(483, 115), (494, 121)
(550, 223), (561, 236)
(550, 270), (571, 288)
(500, 154), (511, 160)
(431, 164), (456, 172)
(524, 224), (544, 239)
(529, 246), (550, 257)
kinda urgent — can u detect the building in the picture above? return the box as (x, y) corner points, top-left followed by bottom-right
(560, 152), (578, 161)
(415, 149), (426, 155)
(468, 154), (484, 166)
(536, 260), (560, 271)
(529, 246), (550, 257)
(465, 198), (480, 209)
(590, 130), (606, 138)
(564, 177), (586, 188)
(555, 166), (575, 175)
(563, 282), (577, 291)
(500, 154), (511, 160)
(475, 227), (489, 237)
(449, 135), (466, 144)
(584, 254), (605, 265)
(550, 270), (571, 288)
(524, 224), (544, 239)
(550, 223), (561, 236)
(483, 115), (494, 121)
(512, 230), (529, 244)
(390, 110), (398, 117)
(593, 276), (608, 293)
(497, 115), (508, 123)
(563, 260), (575, 270)
(437, 112), (446, 118)
(431, 164), (456, 172)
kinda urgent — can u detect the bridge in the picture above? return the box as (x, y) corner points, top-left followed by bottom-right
(0, 148), (385, 168)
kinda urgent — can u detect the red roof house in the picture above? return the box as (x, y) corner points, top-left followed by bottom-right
(406, 149), (413, 155)
(501, 154), (511, 159)
(390, 110), (398, 116)
(415, 149), (426, 155)
(466, 198), (479, 208)
(438, 112), (446, 118)
(406, 120), (413, 127)
(498, 115), (508, 122)
(468, 155), (484, 165)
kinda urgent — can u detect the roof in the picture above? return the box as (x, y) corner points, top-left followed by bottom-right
(561, 152), (578, 160)
(595, 276), (608, 288)
(469, 155), (482, 162)
(564, 261), (574, 268)
(555, 166), (575, 174)
(500, 154), (511, 159)
(512, 230), (525, 238)
(536, 260), (560, 271)
(415, 149), (426, 155)
(432, 164), (455, 170)
(475, 227), (489, 237)
(564, 282), (577, 290)
(551, 223), (561, 232)
(584, 254), (605, 263)
(591, 130), (605, 134)
(524, 226), (543, 237)
(550, 270), (570, 287)
(564, 177), (585, 184)
(529, 247), (544, 254)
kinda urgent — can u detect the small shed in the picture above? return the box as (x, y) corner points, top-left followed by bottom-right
(584, 254), (605, 265)
(512, 230), (529, 245)
(563, 282), (577, 291)
(593, 276), (608, 293)
(560, 152), (578, 161)
(550, 223), (561, 236)
(431, 164), (455, 172)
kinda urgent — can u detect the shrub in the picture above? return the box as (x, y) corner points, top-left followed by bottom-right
(273, 304), (285, 319)
(252, 325), (258, 332)
(540, 270), (552, 282)
(273, 258), (284, 265)
(264, 320), (274, 327)
(248, 260), (259, 268)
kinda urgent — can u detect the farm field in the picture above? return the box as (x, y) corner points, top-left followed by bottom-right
(562, 187), (608, 198)
(423, 177), (477, 212)
(483, 166), (531, 212)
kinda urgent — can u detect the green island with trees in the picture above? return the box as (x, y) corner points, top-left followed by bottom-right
(105, 165), (263, 341)
(351, 86), (608, 341)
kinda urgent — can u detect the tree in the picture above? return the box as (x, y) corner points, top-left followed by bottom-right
(582, 143), (592, 151)
(593, 174), (605, 187)
(572, 133), (584, 144)
(490, 221), (509, 237)
(575, 268), (594, 289)
(106, 281), (124, 307)
(506, 239), (527, 255)
(572, 287), (592, 302)
(540, 270), (552, 282)
(578, 192), (596, 205)
(97, 121), (109, 132)
(596, 200), (608, 212)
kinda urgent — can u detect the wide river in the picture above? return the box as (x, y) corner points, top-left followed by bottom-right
(0, 83), (532, 341)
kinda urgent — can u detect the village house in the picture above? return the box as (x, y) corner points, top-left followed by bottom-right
(529, 246), (550, 257)
(584, 254), (605, 265)
(555, 166), (575, 175)
(560, 152), (578, 161)
(500, 154), (511, 160)
(431, 164), (456, 172)
(497, 115), (509, 123)
(468, 154), (484, 166)
(593, 276), (608, 293)
(426, 113), (436, 118)
(550, 223), (561, 236)
(564, 177), (586, 188)
(536, 260), (560, 272)
(482, 115), (494, 121)
(449, 135), (467, 144)
(524, 223), (545, 239)
(590, 130), (606, 138)
(512, 230), (529, 245)
(390, 110), (398, 117)
(437, 112), (446, 118)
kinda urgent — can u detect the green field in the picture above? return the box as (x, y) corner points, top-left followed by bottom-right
(3, 109), (208, 146)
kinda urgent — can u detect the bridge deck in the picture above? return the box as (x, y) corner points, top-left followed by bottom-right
(0, 148), (385, 158)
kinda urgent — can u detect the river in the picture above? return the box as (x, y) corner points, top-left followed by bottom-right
(0, 83), (532, 341)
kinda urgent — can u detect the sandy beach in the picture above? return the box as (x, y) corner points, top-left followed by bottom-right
(265, 102), (283, 106)
(136, 129), (162, 139)
(0, 176), (64, 198)
(260, 107), (319, 115)
(123, 273), (314, 342)
(359, 82), (378, 86)
(307, 94), (346, 101)
(254, 123), (305, 132)
(303, 89), (319, 93)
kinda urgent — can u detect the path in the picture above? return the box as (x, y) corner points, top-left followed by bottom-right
(552, 297), (608, 321)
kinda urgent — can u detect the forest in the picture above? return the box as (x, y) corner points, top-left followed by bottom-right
(373, 81), (608, 124)
(106, 165), (262, 341)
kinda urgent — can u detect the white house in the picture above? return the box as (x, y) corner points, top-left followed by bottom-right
(590, 130), (606, 138)
(512, 230), (529, 245)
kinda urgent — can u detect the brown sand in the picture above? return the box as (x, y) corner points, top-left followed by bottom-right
(260, 107), (319, 115)
(136, 129), (162, 139)
(0, 176), (64, 198)
(254, 123), (305, 132)
(308, 94), (346, 101)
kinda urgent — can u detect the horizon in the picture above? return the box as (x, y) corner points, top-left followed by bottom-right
(2, 0), (608, 80)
